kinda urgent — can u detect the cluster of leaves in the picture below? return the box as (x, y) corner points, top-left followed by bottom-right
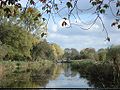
(31, 41), (64, 61)
(31, 40), (55, 61)
(116, 0), (120, 15)
(0, 2), (47, 38)
(111, 19), (120, 29)
(0, 0), (19, 6)
(90, 0), (109, 14)
(63, 48), (80, 60)
(80, 48), (98, 60)
(97, 48), (107, 61)
(0, 0), (22, 17)
(0, 22), (38, 61)
(90, 0), (120, 30)
(66, 1), (73, 8)
(110, 0), (120, 29)
(63, 48), (98, 61)
(50, 43), (64, 60)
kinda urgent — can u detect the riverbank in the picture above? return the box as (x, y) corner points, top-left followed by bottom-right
(71, 60), (120, 88)
(0, 60), (53, 73)
(0, 60), (58, 88)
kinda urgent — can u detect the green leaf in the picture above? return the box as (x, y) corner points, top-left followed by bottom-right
(116, 1), (120, 7)
(90, 0), (93, 3)
(46, 10), (51, 13)
(41, 33), (45, 37)
(37, 13), (41, 17)
(42, 6), (46, 10)
(106, 37), (110, 42)
(92, 2), (97, 6)
(42, 18), (46, 21)
(54, 4), (58, 10)
(4, 8), (11, 13)
(116, 10), (119, 16)
(111, 22), (116, 27)
(100, 9), (105, 14)
(30, 0), (35, 5)
(41, 33), (47, 38)
(118, 24), (120, 29)
(55, 7), (58, 10)
(66, 2), (73, 8)
(15, 3), (22, 8)
(103, 4), (109, 9)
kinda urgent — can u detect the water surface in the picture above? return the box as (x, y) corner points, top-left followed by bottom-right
(0, 63), (94, 88)
(45, 64), (93, 88)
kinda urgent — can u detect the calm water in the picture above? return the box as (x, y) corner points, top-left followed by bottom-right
(0, 63), (94, 88)
(45, 64), (93, 88)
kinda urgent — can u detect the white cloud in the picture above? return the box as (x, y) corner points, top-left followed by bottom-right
(51, 24), (58, 32)
(48, 18), (120, 50)
(47, 30), (109, 51)
(48, 33), (68, 39)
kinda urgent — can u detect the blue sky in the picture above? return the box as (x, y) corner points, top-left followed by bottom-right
(20, 0), (120, 51)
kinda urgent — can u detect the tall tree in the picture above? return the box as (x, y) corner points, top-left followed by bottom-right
(0, 22), (38, 61)
(50, 43), (64, 60)
(80, 48), (97, 60)
(63, 48), (72, 60)
(106, 45), (120, 83)
(97, 48), (107, 61)
(31, 40), (55, 61)
(70, 48), (80, 60)
(63, 48), (80, 60)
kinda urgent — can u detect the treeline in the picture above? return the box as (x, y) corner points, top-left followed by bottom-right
(63, 48), (100, 60)
(0, 22), (64, 61)
(63, 46), (119, 62)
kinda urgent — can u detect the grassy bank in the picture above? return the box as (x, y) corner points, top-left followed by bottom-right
(0, 60), (58, 88)
(0, 60), (53, 73)
(71, 60), (120, 88)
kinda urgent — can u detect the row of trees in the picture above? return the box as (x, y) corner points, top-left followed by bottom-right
(63, 48), (98, 60)
(63, 45), (120, 62)
(0, 21), (63, 61)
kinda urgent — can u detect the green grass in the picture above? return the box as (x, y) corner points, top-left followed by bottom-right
(71, 60), (94, 70)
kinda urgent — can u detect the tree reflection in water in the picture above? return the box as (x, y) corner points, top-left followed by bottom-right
(0, 63), (62, 88)
(71, 63), (120, 88)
